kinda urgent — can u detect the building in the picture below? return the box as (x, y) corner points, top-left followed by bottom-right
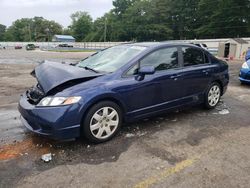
(52, 35), (75, 43)
(217, 38), (250, 59)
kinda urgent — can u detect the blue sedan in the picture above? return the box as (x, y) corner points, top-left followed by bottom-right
(239, 50), (250, 84)
(18, 43), (229, 143)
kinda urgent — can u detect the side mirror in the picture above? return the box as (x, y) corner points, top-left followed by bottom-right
(135, 66), (155, 81)
(138, 66), (155, 75)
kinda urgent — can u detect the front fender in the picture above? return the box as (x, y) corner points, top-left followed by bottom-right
(78, 91), (127, 122)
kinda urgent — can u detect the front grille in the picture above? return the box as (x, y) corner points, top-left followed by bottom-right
(26, 84), (45, 104)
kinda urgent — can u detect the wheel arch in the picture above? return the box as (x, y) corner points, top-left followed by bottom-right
(211, 79), (223, 95)
(79, 95), (127, 128)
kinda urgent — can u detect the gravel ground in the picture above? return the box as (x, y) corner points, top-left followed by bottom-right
(0, 49), (250, 188)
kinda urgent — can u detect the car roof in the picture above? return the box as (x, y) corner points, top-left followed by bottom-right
(125, 42), (198, 49)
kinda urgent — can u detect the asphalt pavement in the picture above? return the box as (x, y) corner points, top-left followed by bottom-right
(0, 49), (250, 188)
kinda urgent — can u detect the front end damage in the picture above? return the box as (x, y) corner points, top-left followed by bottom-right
(26, 84), (45, 105)
(18, 61), (104, 140)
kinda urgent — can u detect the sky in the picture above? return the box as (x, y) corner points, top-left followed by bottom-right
(0, 0), (114, 28)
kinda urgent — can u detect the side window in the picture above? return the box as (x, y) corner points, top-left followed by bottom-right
(140, 47), (179, 71)
(182, 47), (206, 66)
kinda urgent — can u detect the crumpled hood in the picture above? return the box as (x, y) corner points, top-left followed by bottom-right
(33, 61), (104, 93)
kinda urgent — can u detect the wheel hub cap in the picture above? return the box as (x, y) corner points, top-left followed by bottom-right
(208, 85), (220, 107)
(90, 107), (119, 139)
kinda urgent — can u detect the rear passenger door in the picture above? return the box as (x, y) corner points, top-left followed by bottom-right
(180, 46), (212, 100)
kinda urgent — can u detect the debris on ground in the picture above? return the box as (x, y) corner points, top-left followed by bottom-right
(218, 109), (230, 115)
(171, 118), (177, 122)
(41, 153), (52, 162)
(138, 132), (147, 137)
(125, 133), (136, 138)
(125, 131), (147, 138)
(213, 108), (230, 115)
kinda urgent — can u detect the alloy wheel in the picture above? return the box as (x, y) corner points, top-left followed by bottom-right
(208, 85), (221, 107)
(90, 107), (119, 139)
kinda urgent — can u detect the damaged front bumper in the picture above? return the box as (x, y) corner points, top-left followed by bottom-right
(18, 92), (81, 140)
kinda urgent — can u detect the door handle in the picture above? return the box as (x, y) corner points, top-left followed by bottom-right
(202, 69), (210, 75)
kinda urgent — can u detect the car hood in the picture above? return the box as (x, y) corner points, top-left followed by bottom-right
(246, 60), (250, 66)
(33, 61), (104, 94)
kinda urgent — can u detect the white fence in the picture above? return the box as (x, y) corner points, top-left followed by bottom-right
(0, 42), (128, 49)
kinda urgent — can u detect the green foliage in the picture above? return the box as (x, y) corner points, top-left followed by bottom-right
(1, 0), (249, 42)
(70, 11), (93, 41)
(0, 24), (6, 41)
(81, 0), (250, 41)
(196, 0), (250, 38)
(1, 17), (62, 42)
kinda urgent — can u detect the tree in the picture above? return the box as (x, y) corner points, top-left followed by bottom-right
(3, 0), (250, 42)
(70, 11), (93, 41)
(3, 17), (62, 42)
(113, 0), (136, 17)
(196, 0), (250, 38)
(32, 17), (62, 41)
(0, 24), (6, 41)
(120, 0), (172, 41)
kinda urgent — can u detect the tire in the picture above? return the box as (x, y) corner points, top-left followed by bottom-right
(204, 82), (221, 109)
(240, 81), (246, 85)
(82, 101), (122, 143)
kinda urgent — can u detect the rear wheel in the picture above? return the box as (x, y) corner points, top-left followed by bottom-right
(204, 82), (221, 109)
(82, 101), (122, 143)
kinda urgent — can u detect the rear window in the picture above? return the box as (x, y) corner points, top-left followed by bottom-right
(182, 47), (208, 66)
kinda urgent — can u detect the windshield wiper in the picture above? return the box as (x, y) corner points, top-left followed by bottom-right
(82, 66), (99, 73)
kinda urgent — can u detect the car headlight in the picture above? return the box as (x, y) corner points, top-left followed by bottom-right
(242, 62), (249, 69)
(37, 96), (81, 107)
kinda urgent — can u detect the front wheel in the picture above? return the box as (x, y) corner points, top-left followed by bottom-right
(82, 101), (122, 143)
(204, 82), (221, 109)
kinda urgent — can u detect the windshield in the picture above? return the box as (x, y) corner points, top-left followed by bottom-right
(77, 45), (147, 73)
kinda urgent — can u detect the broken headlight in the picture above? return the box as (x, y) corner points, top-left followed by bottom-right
(37, 96), (81, 107)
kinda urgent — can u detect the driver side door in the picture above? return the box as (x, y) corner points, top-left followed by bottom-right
(116, 46), (183, 119)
